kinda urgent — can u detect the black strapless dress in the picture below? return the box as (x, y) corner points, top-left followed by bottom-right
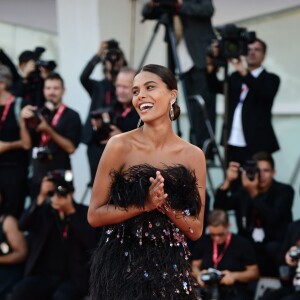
(90, 164), (202, 300)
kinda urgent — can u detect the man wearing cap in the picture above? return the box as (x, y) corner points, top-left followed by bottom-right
(14, 47), (56, 107)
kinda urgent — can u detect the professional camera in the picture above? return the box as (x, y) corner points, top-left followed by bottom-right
(201, 268), (224, 285)
(239, 160), (259, 181)
(289, 247), (300, 261)
(47, 169), (74, 197)
(201, 268), (224, 300)
(35, 147), (54, 162)
(36, 59), (57, 71)
(26, 100), (55, 129)
(207, 23), (256, 61)
(142, 0), (178, 20)
(103, 39), (123, 65)
(102, 39), (125, 80)
(90, 107), (113, 141)
(27, 47), (57, 84)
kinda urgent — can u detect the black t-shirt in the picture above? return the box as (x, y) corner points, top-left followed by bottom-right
(0, 100), (29, 165)
(113, 103), (139, 133)
(30, 105), (82, 184)
(192, 234), (257, 272)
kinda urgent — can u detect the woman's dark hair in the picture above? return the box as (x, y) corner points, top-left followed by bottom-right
(136, 64), (181, 120)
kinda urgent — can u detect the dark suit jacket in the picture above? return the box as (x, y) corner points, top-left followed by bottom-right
(179, 0), (216, 69)
(214, 180), (294, 244)
(208, 69), (280, 154)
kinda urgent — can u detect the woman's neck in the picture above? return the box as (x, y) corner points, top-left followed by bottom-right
(140, 121), (174, 148)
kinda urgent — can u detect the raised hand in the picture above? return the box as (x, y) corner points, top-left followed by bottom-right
(145, 171), (168, 212)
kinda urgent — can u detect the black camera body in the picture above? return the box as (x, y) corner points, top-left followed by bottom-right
(47, 169), (74, 197)
(142, 0), (177, 20)
(240, 160), (259, 181)
(289, 248), (300, 261)
(90, 107), (113, 141)
(103, 39), (122, 64)
(201, 268), (224, 300)
(36, 147), (54, 162)
(201, 269), (224, 285)
(36, 59), (57, 71)
(208, 23), (256, 61)
(26, 100), (55, 129)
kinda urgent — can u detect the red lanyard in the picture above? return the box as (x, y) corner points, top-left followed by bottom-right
(105, 90), (111, 105)
(0, 96), (14, 131)
(212, 233), (232, 268)
(40, 104), (66, 146)
(121, 107), (131, 118)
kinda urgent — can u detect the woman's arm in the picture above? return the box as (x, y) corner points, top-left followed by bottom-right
(88, 135), (147, 227)
(221, 264), (259, 285)
(162, 146), (206, 241)
(0, 216), (28, 264)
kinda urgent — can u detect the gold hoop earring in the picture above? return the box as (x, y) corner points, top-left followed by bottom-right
(137, 118), (142, 128)
(169, 104), (174, 121)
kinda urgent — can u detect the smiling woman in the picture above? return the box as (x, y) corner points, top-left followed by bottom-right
(88, 64), (206, 300)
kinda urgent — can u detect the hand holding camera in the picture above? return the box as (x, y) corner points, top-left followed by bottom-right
(228, 56), (248, 77)
(97, 41), (109, 59)
(36, 176), (56, 205)
(200, 268), (224, 287)
(220, 270), (236, 285)
(22, 100), (55, 130)
(220, 161), (240, 190)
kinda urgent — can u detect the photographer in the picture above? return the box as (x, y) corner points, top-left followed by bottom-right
(143, 0), (217, 155)
(14, 47), (56, 108)
(20, 72), (82, 199)
(261, 219), (300, 300)
(207, 37), (280, 164)
(80, 40), (127, 184)
(191, 209), (259, 300)
(86, 67), (138, 184)
(8, 171), (99, 300)
(214, 151), (294, 277)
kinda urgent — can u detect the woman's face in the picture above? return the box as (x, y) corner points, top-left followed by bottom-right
(132, 71), (177, 123)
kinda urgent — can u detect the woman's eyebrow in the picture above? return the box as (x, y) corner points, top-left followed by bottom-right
(132, 80), (157, 90)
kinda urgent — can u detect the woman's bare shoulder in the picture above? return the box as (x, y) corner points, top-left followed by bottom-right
(107, 129), (139, 148)
(175, 137), (206, 167)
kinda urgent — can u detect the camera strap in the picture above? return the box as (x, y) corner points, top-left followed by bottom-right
(40, 103), (66, 146)
(0, 95), (14, 131)
(212, 233), (232, 268)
